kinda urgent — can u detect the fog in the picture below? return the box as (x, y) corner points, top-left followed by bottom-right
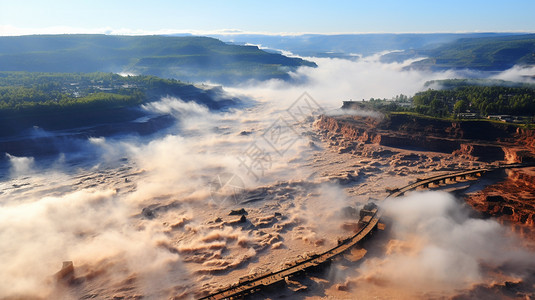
(361, 192), (534, 294)
(1, 54), (534, 298)
(229, 53), (535, 112)
(6, 153), (36, 177)
(491, 65), (535, 83)
(324, 191), (535, 299)
(228, 53), (458, 109)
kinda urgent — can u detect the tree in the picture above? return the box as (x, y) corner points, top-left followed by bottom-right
(453, 99), (468, 113)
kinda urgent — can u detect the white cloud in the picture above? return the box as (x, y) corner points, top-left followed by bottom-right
(355, 191), (535, 294)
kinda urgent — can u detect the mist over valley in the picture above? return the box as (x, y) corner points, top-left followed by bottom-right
(1, 9), (535, 299)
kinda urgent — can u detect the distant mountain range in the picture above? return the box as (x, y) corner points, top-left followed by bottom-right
(208, 32), (522, 56)
(210, 33), (535, 71)
(404, 34), (535, 71)
(1, 33), (533, 85)
(0, 34), (316, 84)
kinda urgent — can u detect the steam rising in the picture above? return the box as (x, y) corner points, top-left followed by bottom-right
(348, 191), (535, 298)
(142, 96), (210, 117)
(6, 153), (35, 177)
(228, 53), (459, 107)
(491, 65), (535, 83)
(0, 54), (534, 299)
(0, 188), (183, 298)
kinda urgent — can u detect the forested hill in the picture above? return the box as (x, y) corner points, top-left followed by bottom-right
(412, 79), (535, 117)
(382, 34), (535, 71)
(0, 35), (316, 84)
(0, 72), (239, 137)
(348, 79), (535, 120)
(209, 32), (518, 58)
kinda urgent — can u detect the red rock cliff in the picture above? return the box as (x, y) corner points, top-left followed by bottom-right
(315, 114), (535, 163)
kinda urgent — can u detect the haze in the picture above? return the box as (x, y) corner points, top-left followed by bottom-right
(1, 2), (534, 300)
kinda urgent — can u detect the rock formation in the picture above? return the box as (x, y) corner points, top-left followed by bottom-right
(315, 114), (535, 163)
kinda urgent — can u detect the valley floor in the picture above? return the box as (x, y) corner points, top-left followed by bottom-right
(1, 112), (533, 299)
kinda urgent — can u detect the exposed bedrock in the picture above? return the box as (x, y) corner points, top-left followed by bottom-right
(315, 114), (535, 163)
(466, 167), (535, 239)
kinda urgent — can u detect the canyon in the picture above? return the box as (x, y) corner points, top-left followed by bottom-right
(315, 112), (535, 242)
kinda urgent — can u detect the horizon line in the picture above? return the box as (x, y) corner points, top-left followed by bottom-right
(1, 26), (534, 37)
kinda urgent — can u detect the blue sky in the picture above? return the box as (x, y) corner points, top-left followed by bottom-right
(1, 0), (534, 35)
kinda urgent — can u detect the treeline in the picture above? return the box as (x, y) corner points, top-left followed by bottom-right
(0, 93), (145, 120)
(350, 80), (535, 121)
(0, 35), (316, 84)
(0, 72), (192, 118)
(412, 85), (535, 117)
(410, 34), (535, 71)
(346, 94), (412, 113)
(0, 71), (240, 136)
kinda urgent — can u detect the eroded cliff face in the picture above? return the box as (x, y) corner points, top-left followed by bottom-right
(315, 114), (535, 163)
(314, 115), (382, 144)
(516, 127), (535, 150)
(315, 113), (535, 238)
(467, 168), (535, 241)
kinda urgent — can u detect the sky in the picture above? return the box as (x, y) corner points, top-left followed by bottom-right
(1, 0), (535, 35)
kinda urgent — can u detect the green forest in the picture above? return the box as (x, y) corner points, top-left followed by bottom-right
(413, 34), (535, 70)
(0, 71), (236, 114)
(0, 72), (237, 137)
(412, 81), (535, 117)
(0, 35), (316, 84)
(380, 34), (535, 71)
(351, 79), (535, 122)
(0, 73), (140, 116)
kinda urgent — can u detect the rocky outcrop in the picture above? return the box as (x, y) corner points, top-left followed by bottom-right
(515, 127), (535, 150)
(315, 115), (381, 144)
(316, 111), (535, 239)
(502, 148), (535, 163)
(466, 168), (535, 239)
(315, 114), (535, 163)
(452, 144), (506, 162)
(377, 135), (460, 153)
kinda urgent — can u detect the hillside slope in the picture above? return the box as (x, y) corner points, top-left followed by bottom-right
(209, 33), (518, 57)
(0, 72), (239, 137)
(383, 34), (535, 71)
(0, 35), (316, 84)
